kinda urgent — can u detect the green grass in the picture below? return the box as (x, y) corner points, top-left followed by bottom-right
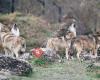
(86, 64), (100, 79)
(9, 60), (99, 80)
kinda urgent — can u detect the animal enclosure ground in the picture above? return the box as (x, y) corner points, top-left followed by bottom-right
(11, 60), (100, 80)
(0, 12), (100, 80)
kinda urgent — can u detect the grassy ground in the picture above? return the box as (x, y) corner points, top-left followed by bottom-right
(10, 59), (100, 80)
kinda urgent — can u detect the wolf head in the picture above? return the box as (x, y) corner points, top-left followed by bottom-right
(11, 24), (20, 37)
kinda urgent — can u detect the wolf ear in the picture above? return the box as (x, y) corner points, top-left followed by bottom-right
(11, 24), (20, 36)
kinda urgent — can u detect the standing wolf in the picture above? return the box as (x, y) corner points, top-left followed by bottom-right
(68, 35), (98, 60)
(46, 20), (77, 59)
(0, 23), (26, 58)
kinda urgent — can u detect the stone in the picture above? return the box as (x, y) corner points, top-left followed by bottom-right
(41, 48), (61, 62)
(19, 52), (33, 60)
(0, 56), (32, 76)
(0, 75), (9, 80)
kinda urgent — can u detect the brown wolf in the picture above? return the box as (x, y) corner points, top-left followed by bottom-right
(0, 23), (10, 53)
(0, 31), (26, 58)
(68, 35), (97, 60)
(46, 31), (75, 59)
(93, 32), (100, 49)
(0, 23), (26, 58)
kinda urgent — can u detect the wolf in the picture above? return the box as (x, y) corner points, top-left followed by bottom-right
(46, 31), (76, 59)
(0, 23), (10, 53)
(68, 35), (98, 60)
(0, 31), (26, 58)
(0, 23), (26, 58)
(46, 20), (77, 59)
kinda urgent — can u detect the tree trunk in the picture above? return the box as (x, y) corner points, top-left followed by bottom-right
(11, 0), (15, 13)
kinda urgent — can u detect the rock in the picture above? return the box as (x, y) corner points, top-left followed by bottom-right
(41, 48), (61, 62)
(0, 75), (9, 80)
(19, 52), (33, 60)
(0, 56), (32, 76)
